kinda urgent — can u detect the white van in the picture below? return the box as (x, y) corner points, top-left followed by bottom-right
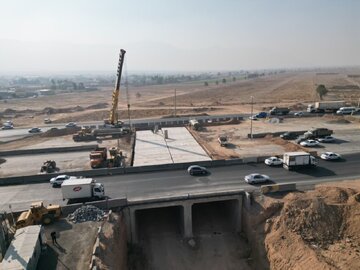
(336, 107), (357, 115)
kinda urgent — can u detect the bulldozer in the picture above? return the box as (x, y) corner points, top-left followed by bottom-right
(40, 160), (56, 173)
(108, 147), (123, 168)
(16, 201), (62, 229)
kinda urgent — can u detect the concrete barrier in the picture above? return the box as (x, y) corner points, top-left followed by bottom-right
(247, 130), (307, 139)
(260, 183), (297, 194)
(0, 144), (98, 157)
(243, 157), (258, 163)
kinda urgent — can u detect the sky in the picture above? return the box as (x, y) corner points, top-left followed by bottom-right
(0, 0), (359, 74)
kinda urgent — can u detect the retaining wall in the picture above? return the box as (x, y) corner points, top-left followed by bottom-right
(0, 145), (98, 157)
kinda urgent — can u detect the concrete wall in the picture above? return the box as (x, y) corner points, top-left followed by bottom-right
(0, 145), (98, 157)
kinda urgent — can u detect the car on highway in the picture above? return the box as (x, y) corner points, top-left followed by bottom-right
(244, 173), (270, 184)
(249, 115), (258, 120)
(300, 139), (320, 147)
(294, 112), (304, 117)
(255, 112), (267, 118)
(317, 136), (336, 143)
(320, 152), (341, 161)
(264, 157), (283, 166)
(50, 175), (77, 187)
(65, 122), (77, 128)
(187, 165), (208, 176)
(28, 127), (42, 133)
(280, 132), (298, 140)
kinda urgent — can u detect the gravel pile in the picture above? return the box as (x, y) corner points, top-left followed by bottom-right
(68, 205), (106, 223)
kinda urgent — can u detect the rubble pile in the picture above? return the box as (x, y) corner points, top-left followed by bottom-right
(68, 205), (106, 223)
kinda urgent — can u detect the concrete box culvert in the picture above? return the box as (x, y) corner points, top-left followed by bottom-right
(135, 206), (183, 241)
(192, 200), (240, 235)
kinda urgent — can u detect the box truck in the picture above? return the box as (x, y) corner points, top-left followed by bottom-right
(307, 101), (345, 113)
(61, 178), (105, 200)
(283, 152), (317, 170)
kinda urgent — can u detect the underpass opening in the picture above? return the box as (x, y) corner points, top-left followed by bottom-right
(135, 206), (183, 242)
(192, 199), (240, 235)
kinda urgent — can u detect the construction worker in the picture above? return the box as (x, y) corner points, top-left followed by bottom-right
(51, 231), (58, 245)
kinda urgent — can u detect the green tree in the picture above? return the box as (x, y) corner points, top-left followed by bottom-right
(204, 81), (209, 86)
(215, 80), (219, 85)
(316, 84), (328, 100)
(222, 78), (226, 84)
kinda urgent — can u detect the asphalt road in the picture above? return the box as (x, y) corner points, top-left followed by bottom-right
(1, 153), (359, 212)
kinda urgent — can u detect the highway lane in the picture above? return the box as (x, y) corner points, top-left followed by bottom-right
(1, 153), (359, 212)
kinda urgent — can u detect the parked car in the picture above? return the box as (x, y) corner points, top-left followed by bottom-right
(50, 175), (77, 187)
(317, 136), (336, 143)
(249, 115), (258, 120)
(1, 124), (14, 130)
(264, 157), (283, 166)
(244, 173), (270, 184)
(44, 118), (52, 124)
(187, 165), (208, 176)
(300, 139), (320, 147)
(28, 127), (42, 133)
(65, 122), (77, 128)
(255, 112), (267, 118)
(280, 132), (298, 140)
(320, 152), (341, 161)
(294, 112), (304, 117)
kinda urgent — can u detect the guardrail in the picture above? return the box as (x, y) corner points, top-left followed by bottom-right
(0, 145), (98, 157)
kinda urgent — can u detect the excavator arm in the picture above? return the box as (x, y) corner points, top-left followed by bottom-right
(108, 49), (126, 126)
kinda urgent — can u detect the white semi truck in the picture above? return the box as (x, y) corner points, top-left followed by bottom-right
(61, 178), (105, 201)
(307, 101), (345, 113)
(283, 152), (317, 170)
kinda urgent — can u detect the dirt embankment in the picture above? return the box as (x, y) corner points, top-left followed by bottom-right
(248, 181), (360, 270)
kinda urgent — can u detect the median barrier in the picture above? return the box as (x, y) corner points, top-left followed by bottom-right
(257, 156), (268, 163)
(243, 157), (258, 163)
(210, 160), (227, 166)
(225, 159), (243, 165)
(0, 144), (98, 157)
(261, 183), (297, 194)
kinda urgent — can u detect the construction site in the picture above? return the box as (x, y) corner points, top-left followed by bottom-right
(1, 46), (360, 270)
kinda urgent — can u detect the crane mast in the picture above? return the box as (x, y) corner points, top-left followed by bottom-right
(108, 49), (126, 126)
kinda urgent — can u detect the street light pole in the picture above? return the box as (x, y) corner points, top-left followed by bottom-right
(174, 89), (177, 117)
(250, 96), (254, 139)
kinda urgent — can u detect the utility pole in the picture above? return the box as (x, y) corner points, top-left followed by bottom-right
(174, 89), (177, 117)
(250, 96), (254, 139)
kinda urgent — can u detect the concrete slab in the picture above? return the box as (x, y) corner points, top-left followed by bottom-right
(133, 127), (211, 166)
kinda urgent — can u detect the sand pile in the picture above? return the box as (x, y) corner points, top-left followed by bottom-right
(263, 183), (360, 269)
(42, 127), (81, 137)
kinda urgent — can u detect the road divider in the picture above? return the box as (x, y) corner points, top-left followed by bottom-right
(0, 145), (98, 157)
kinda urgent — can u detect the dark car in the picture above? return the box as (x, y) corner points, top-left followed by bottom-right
(280, 132), (298, 140)
(255, 112), (268, 118)
(187, 165), (208, 176)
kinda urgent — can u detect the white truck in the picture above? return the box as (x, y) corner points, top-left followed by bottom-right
(61, 178), (105, 201)
(283, 152), (317, 170)
(307, 101), (345, 113)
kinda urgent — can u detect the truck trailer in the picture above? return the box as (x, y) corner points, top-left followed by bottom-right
(61, 178), (105, 201)
(283, 152), (317, 170)
(307, 101), (345, 113)
(269, 107), (290, 115)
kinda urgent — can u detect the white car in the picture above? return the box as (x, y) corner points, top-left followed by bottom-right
(317, 136), (335, 143)
(320, 152), (341, 161)
(264, 157), (283, 166)
(294, 112), (304, 117)
(1, 124), (13, 130)
(300, 139), (319, 147)
(65, 122), (77, 128)
(50, 175), (77, 187)
(244, 173), (270, 184)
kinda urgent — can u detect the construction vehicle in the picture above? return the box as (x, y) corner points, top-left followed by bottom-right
(108, 147), (123, 167)
(218, 135), (229, 147)
(189, 119), (201, 130)
(40, 160), (56, 173)
(90, 147), (107, 168)
(16, 201), (62, 229)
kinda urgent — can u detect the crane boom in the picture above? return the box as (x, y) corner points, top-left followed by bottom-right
(108, 49), (126, 126)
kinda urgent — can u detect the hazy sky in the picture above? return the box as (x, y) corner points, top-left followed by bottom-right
(0, 0), (359, 74)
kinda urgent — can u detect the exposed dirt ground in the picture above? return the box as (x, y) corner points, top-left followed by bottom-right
(2, 70), (360, 128)
(247, 180), (360, 270)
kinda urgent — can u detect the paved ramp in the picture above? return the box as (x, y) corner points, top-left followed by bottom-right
(134, 127), (211, 166)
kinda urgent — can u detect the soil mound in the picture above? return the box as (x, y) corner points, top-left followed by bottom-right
(42, 127), (80, 137)
(263, 183), (360, 269)
(86, 103), (108, 110)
